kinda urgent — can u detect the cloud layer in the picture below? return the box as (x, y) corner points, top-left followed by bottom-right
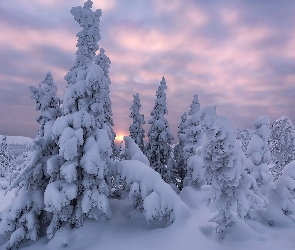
(0, 0), (294, 141)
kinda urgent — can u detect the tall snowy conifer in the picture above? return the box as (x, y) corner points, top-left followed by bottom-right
(0, 72), (61, 249)
(173, 112), (188, 189)
(183, 94), (204, 187)
(95, 48), (116, 149)
(44, 1), (113, 239)
(245, 117), (273, 202)
(269, 116), (295, 180)
(183, 94), (202, 162)
(129, 93), (145, 152)
(201, 107), (263, 239)
(145, 77), (174, 182)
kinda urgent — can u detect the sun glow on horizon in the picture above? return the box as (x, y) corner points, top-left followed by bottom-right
(115, 134), (125, 142)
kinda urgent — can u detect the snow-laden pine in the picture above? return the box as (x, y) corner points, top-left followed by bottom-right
(145, 77), (174, 182)
(183, 95), (205, 188)
(129, 93), (145, 152)
(245, 117), (274, 217)
(95, 48), (116, 152)
(269, 116), (295, 181)
(173, 112), (188, 189)
(183, 95), (202, 162)
(44, 1), (113, 239)
(0, 72), (61, 249)
(201, 107), (264, 239)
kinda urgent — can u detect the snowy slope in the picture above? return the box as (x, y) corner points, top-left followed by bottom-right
(1, 187), (295, 250)
(0, 135), (33, 145)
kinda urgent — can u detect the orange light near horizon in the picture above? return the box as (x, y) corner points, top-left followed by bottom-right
(115, 134), (125, 142)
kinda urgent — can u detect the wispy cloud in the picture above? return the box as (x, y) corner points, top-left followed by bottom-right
(0, 0), (294, 139)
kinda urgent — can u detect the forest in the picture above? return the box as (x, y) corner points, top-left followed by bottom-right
(1, 1), (295, 249)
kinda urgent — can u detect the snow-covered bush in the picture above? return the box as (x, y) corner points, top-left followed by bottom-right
(269, 116), (295, 180)
(0, 71), (61, 249)
(145, 77), (174, 182)
(111, 159), (190, 225)
(201, 107), (264, 239)
(129, 93), (145, 152)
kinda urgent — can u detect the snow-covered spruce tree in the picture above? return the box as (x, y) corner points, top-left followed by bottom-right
(0, 72), (61, 249)
(0, 136), (12, 178)
(173, 112), (188, 189)
(129, 93), (145, 152)
(145, 77), (174, 182)
(236, 128), (252, 154)
(44, 1), (113, 239)
(94, 48), (116, 150)
(245, 117), (274, 199)
(183, 95), (202, 161)
(201, 107), (264, 239)
(244, 117), (274, 220)
(183, 94), (204, 187)
(269, 116), (295, 180)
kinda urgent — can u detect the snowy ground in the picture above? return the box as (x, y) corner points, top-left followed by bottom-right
(1, 185), (295, 250)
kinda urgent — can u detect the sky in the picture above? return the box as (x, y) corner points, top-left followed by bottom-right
(0, 0), (295, 142)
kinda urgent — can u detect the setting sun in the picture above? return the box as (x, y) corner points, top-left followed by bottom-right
(115, 134), (125, 142)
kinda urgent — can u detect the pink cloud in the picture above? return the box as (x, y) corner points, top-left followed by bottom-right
(1, 0), (295, 138)
(0, 24), (75, 53)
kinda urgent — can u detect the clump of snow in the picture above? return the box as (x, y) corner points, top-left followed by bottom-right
(44, 180), (77, 212)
